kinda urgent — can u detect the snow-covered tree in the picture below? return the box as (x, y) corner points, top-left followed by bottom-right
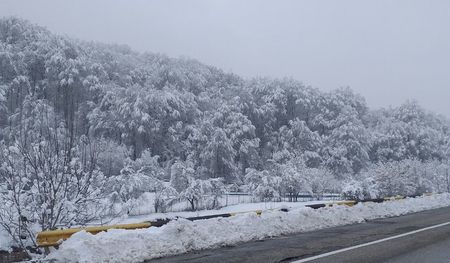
(0, 98), (105, 247)
(244, 168), (281, 202)
(199, 127), (237, 182)
(322, 107), (370, 177)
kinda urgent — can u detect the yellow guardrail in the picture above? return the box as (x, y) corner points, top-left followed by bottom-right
(229, 210), (263, 216)
(37, 194), (429, 248)
(327, 200), (357, 207)
(383, 195), (405, 201)
(36, 211), (262, 247)
(37, 222), (151, 247)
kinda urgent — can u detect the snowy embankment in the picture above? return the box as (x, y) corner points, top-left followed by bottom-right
(111, 200), (334, 225)
(48, 193), (450, 263)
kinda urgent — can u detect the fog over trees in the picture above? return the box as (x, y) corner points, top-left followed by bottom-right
(1, 17), (450, 247)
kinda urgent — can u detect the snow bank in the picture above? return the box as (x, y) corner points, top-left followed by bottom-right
(48, 193), (450, 263)
(112, 200), (332, 225)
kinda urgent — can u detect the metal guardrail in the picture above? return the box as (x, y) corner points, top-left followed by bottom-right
(37, 222), (152, 247)
(36, 211), (264, 247)
(36, 195), (428, 247)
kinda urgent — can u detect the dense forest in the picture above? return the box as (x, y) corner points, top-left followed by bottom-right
(1, 17), (450, 247)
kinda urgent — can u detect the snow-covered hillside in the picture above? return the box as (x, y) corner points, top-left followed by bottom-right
(2, 17), (450, 254)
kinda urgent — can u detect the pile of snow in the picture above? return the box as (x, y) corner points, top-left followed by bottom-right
(112, 200), (332, 225)
(48, 193), (450, 263)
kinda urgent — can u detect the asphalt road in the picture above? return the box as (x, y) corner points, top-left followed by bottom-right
(147, 206), (450, 263)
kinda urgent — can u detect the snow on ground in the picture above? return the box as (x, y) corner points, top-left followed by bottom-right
(112, 200), (334, 224)
(113, 191), (337, 218)
(47, 193), (450, 263)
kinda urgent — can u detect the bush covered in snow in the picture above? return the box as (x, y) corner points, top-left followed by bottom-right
(343, 159), (450, 200)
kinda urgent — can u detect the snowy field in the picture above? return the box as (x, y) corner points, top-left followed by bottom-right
(47, 193), (450, 263)
(110, 198), (337, 225)
(108, 192), (340, 218)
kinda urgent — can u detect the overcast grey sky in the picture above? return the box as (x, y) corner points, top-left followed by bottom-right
(1, 0), (450, 116)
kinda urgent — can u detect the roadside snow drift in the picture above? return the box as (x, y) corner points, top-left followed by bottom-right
(48, 193), (450, 263)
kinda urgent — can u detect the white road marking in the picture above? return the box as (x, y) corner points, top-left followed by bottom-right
(292, 221), (450, 263)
